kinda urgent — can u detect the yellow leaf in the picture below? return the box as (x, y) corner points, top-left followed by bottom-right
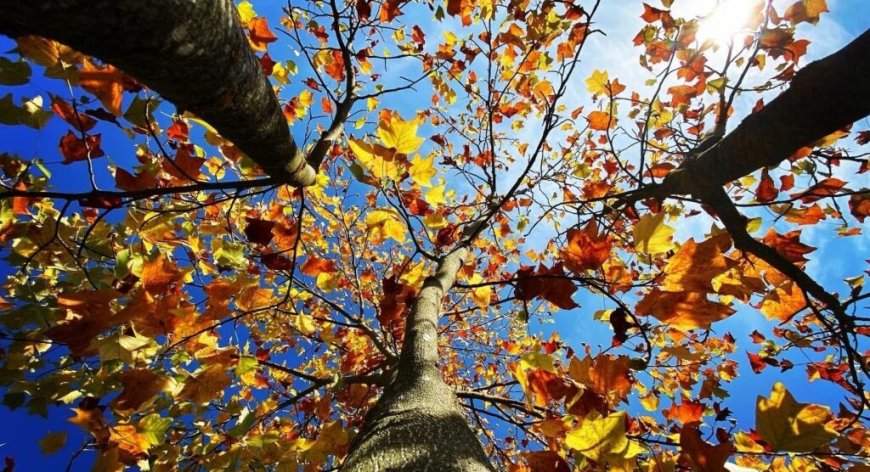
(410, 153), (437, 186)
(756, 382), (837, 452)
(237, 1), (257, 27)
(365, 208), (406, 243)
(377, 113), (425, 154)
(348, 138), (406, 181)
(423, 213), (447, 229)
(296, 314), (316, 335)
(566, 411), (644, 462)
(633, 212), (675, 255)
(177, 365), (231, 404)
(316, 272), (341, 292)
(39, 431), (67, 455)
(467, 274), (492, 308)
(424, 180), (446, 206)
(586, 69), (610, 96)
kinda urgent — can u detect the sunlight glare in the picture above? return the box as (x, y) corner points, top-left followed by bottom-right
(681, 0), (759, 45)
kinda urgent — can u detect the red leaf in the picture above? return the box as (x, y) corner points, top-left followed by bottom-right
(755, 168), (778, 202)
(560, 222), (612, 273)
(166, 120), (189, 142)
(51, 96), (96, 132)
(515, 263), (578, 309)
(356, 0), (371, 20)
(664, 399), (705, 424)
(244, 218), (276, 246)
(59, 131), (105, 164)
(262, 253), (294, 271)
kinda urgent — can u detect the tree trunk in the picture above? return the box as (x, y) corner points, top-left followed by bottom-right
(342, 249), (495, 471)
(0, 0), (317, 186)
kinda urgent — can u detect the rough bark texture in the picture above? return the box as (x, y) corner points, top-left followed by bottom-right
(342, 249), (495, 472)
(661, 28), (870, 195)
(0, 0), (317, 186)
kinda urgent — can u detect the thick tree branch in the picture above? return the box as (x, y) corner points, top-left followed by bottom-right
(0, 0), (318, 186)
(660, 29), (870, 196)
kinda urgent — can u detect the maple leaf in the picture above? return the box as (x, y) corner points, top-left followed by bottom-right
(633, 212), (675, 255)
(365, 208), (406, 243)
(177, 365), (232, 404)
(301, 256), (337, 276)
(139, 254), (183, 294)
(783, 0), (829, 25)
(244, 217), (276, 246)
(755, 168), (778, 202)
(680, 422), (733, 472)
(661, 235), (730, 292)
(248, 17), (278, 51)
(663, 398), (705, 425)
(515, 263), (578, 310)
(378, 0), (402, 22)
(110, 369), (170, 414)
(758, 281), (806, 322)
(50, 95), (96, 132)
(561, 222), (612, 273)
(636, 289), (735, 330)
(756, 382), (837, 452)
(566, 411), (644, 463)
(78, 58), (126, 116)
(569, 354), (633, 406)
(59, 131), (105, 164)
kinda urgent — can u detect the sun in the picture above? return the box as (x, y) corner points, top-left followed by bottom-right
(676, 0), (761, 45)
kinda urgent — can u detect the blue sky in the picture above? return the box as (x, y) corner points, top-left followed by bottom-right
(0, 0), (868, 470)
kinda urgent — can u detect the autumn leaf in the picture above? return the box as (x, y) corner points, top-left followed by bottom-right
(110, 369), (170, 413)
(680, 422), (732, 472)
(177, 365), (232, 404)
(791, 177), (846, 203)
(244, 217), (276, 246)
(139, 254), (183, 294)
(565, 411), (644, 463)
(663, 399), (705, 425)
(758, 281), (806, 322)
(78, 58), (126, 116)
(633, 212), (675, 255)
(755, 168), (778, 202)
(661, 235), (730, 292)
(587, 111), (612, 130)
(569, 354), (632, 406)
(365, 208), (406, 243)
(636, 289), (735, 330)
(515, 263), (578, 310)
(783, 0), (829, 25)
(248, 17), (278, 51)
(756, 382), (837, 452)
(348, 138), (408, 181)
(377, 113), (425, 154)
(301, 256), (337, 276)
(39, 431), (67, 455)
(59, 131), (105, 164)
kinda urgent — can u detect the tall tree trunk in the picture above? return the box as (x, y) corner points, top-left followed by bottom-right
(0, 0), (317, 186)
(342, 249), (495, 471)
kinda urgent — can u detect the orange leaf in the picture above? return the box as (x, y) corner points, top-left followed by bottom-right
(140, 255), (183, 294)
(664, 399), (705, 425)
(849, 192), (870, 222)
(569, 354), (632, 406)
(79, 58), (125, 116)
(636, 289), (735, 330)
(791, 177), (846, 203)
(51, 95), (96, 132)
(586, 111), (612, 130)
(560, 222), (612, 273)
(177, 365), (231, 404)
(515, 263), (578, 310)
(301, 256), (337, 276)
(378, 0), (401, 22)
(248, 17), (278, 51)
(758, 281), (806, 322)
(761, 229), (815, 264)
(662, 235), (730, 293)
(680, 422), (732, 472)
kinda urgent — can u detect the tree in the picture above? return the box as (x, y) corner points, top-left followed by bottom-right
(0, 0), (867, 470)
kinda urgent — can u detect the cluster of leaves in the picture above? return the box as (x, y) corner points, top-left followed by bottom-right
(0, 0), (867, 470)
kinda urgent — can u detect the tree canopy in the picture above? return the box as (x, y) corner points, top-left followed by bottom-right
(0, 0), (868, 470)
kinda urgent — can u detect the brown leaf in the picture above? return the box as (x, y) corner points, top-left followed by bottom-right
(244, 217), (276, 246)
(515, 263), (578, 310)
(59, 131), (105, 164)
(110, 369), (169, 413)
(755, 168), (778, 202)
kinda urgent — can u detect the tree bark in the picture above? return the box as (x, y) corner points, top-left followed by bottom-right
(0, 0), (317, 186)
(660, 28), (870, 196)
(342, 249), (495, 471)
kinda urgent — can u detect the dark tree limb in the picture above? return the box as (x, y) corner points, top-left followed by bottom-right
(0, 0), (318, 186)
(659, 28), (870, 196)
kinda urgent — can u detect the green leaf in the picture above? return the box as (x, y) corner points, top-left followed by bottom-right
(228, 407), (255, 438)
(138, 413), (172, 446)
(0, 57), (31, 85)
